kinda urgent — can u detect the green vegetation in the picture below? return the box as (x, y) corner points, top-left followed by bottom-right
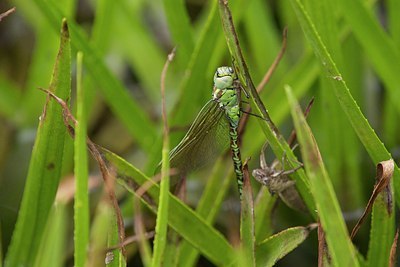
(0, 0), (399, 266)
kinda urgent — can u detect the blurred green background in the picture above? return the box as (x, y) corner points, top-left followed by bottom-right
(1, 0), (400, 266)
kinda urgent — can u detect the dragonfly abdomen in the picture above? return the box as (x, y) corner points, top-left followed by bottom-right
(228, 120), (244, 197)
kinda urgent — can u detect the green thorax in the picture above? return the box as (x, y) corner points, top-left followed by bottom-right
(212, 67), (240, 127)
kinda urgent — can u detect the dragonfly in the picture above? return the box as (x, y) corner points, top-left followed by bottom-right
(164, 66), (245, 197)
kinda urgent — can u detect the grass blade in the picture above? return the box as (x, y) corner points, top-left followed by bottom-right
(151, 49), (174, 267)
(113, 2), (167, 101)
(13, 0), (74, 126)
(366, 161), (395, 267)
(73, 52), (89, 267)
(256, 225), (315, 267)
(176, 158), (231, 266)
(336, 0), (400, 116)
(33, 0), (158, 152)
(106, 216), (126, 267)
(4, 19), (71, 266)
(87, 203), (112, 267)
(33, 204), (67, 267)
(162, 0), (194, 70)
(286, 85), (359, 267)
(239, 164), (255, 267)
(254, 187), (276, 241)
(102, 149), (235, 266)
(288, 0), (400, 206)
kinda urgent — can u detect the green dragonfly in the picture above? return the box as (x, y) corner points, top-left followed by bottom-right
(165, 66), (244, 197)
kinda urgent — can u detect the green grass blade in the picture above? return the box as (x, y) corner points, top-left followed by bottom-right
(101, 148), (235, 266)
(107, 213), (126, 267)
(286, 85), (359, 266)
(255, 226), (314, 267)
(162, 0), (194, 70)
(4, 19), (71, 266)
(307, 0), (364, 211)
(134, 197), (153, 267)
(33, 0), (158, 153)
(176, 158), (231, 266)
(383, 0), (400, 153)
(241, 53), (319, 168)
(87, 203), (112, 267)
(13, 0), (74, 126)
(366, 162), (395, 267)
(367, 194), (395, 267)
(113, 2), (167, 102)
(151, 147), (170, 267)
(306, 0), (344, 189)
(151, 78), (171, 266)
(239, 169), (256, 267)
(254, 188), (276, 241)
(73, 52), (89, 267)
(288, 0), (400, 205)
(243, 0), (288, 81)
(90, 0), (114, 54)
(33, 204), (67, 267)
(336, 0), (400, 116)
(338, 36), (365, 209)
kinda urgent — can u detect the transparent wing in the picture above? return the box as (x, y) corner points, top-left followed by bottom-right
(167, 100), (230, 176)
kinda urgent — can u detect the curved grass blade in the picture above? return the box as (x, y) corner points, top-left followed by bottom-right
(102, 149), (235, 265)
(256, 225), (315, 267)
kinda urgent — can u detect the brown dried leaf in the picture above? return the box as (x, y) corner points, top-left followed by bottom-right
(350, 159), (394, 239)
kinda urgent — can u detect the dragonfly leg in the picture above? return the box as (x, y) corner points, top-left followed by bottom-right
(280, 147), (303, 175)
(281, 164), (303, 176)
(259, 141), (270, 169)
(237, 81), (249, 98)
(240, 109), (266, 121)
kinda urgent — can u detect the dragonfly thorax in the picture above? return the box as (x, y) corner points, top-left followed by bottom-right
(212, 66), (240, 127)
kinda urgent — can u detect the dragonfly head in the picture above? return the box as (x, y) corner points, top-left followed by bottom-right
(213, 66), (236, 89)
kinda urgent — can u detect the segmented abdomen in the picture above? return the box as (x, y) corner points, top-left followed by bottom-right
(228, 121), (243, 197)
